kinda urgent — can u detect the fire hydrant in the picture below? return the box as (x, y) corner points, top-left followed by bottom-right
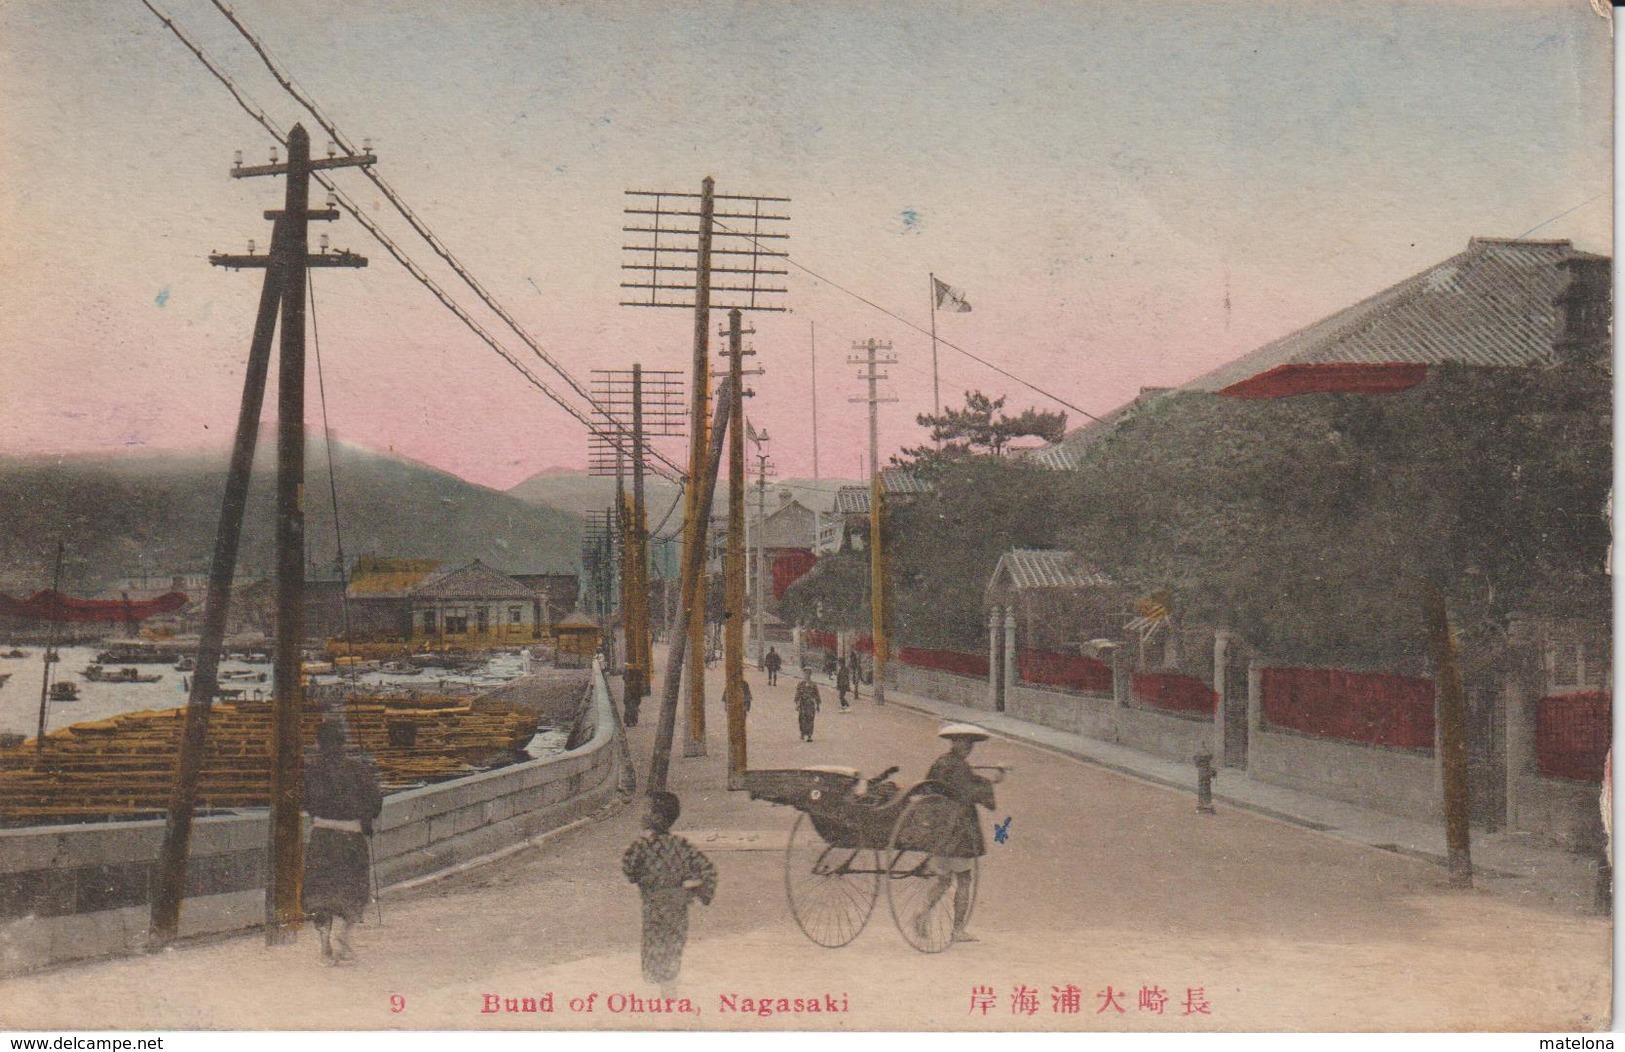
(1194, 751), (1218, 814)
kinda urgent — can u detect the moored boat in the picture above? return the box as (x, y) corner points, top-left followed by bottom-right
(49, 681), (80, 702)
(82, 665), (163, 684)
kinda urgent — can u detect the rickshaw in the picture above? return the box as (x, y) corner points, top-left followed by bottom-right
(744, 763), (1004, 953)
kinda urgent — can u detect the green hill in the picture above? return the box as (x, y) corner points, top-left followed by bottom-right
(0, 439), (583, 595)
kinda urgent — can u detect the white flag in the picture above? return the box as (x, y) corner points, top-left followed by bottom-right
(933, 277), (972, 313)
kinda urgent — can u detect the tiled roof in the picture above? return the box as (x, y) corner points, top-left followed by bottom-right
(833, 471), (934, 515)
(990, 549), (1114, 592)
(1184, 239), (1609, 394)
(834, 486), (871, 515)
(409, 560), (535, 600)
(348, 558), (442, 598)
(880, 468), (932, 495)
(1026, 391), (1171, 471)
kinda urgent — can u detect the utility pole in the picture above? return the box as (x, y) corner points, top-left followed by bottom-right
(622, 180), (788, 777)
(152, 124), (370, 947)
(752, 446), (775, 667)
(850, 339), (898, 704)
(649, 380), (734, 793)
(722, 309), (753, 790)
(1424, 583), (1474, 889)
(34, 541), (64, 758)
(809, 321), (821, 556)
(590, 368), (684, 706)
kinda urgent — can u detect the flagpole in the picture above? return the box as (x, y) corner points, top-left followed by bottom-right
(929, 272), (941, 417)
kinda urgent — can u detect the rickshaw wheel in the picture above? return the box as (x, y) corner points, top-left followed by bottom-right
(885, 793), (978, 954)
(784, 812), (879, 948)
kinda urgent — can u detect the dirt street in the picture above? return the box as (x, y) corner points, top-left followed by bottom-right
(0, 655), (1610, 1032)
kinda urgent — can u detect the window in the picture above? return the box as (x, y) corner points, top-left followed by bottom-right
(477, 607), (490, 633)
(510, 606), (523, 624)
(421, 610), (436, 633)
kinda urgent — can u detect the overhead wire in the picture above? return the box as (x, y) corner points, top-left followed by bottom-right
(138, 0), (682, 483)
(205, 0), (677, 477)
(711, 217), (1105, 425)
(307, 270), (360, 693)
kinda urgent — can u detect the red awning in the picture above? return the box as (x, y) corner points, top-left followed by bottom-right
(0, 590), (190, 623)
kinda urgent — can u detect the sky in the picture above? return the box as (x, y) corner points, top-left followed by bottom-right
(0, 0), (1611, 490)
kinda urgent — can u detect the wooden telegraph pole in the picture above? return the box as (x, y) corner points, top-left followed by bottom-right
(589, 368), (685, 704)
(850, 339), (897, 704)
(621, 181), (788, 782)
(151, 124), (370, 947)
(648, 381), (734, 793)
(722, 309), (754, 790)
(1424, 583), (1474, 889)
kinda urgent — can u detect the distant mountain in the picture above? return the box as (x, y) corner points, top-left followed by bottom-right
(0, 439), (583, 595)
(507, 468), (697, 524)
(506, 469), (861, 522)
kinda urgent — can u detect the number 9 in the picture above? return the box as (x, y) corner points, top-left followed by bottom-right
(390, 995), (406, 1013)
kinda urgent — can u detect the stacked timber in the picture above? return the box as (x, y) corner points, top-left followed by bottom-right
(0, 696), (545, 826)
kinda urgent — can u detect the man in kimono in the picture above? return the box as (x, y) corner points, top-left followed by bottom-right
(302, 721), (383, 965)
(622, 791), (717, 995)
(919, 723), (998, 943)
(794, 667), (822, 742)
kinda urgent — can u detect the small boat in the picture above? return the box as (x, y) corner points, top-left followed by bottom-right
(49, 681), (80, 702)
(82, 665), (163, 684)
(220, 669), (267, 682)
(2, 649), (27, 659)
(380, 662), (423, 676)
(174, 656), (196, 672)
(94, 643), (182, 665)
(301, 661), (335, 676)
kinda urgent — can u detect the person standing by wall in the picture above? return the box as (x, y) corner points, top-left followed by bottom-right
(302, 720), (383, 965)
(622, 791), (717, 997)
(794, 667), (822, 742)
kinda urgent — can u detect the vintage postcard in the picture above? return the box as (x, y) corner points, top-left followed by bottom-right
(0, 0), (1613, 1042)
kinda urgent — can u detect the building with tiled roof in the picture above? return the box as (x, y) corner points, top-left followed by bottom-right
(1184, 238), (1610, 399)
(408, 560), (547, 643)
(823, 470), (933, 554)
(347, 557), (443, 599)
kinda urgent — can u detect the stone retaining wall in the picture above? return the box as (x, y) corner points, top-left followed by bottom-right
(0, 661), (623, 976)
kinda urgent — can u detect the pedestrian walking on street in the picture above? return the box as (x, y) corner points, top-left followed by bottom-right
(918, 723), (1001, 944)
(622, 791), (717, 996)
(835, 661), (851, 710)
(794, 667), (822, 742)
(764, 646), (782, 686)
(847, 652), (863, 701)
(302, 721), (384, 965)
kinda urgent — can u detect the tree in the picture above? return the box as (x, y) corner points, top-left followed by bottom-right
(893, 391), (1066, 477)
(1060, 359), (1611, 667)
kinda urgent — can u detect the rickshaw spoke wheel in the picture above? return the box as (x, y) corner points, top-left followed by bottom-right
(784, 812), (879, 948)
(886, 793), (973, 954)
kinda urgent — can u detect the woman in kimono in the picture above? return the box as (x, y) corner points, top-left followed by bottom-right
(302, 721), (383, 964)
(793, 667), (822, 741)
(622, 791), (717, 994)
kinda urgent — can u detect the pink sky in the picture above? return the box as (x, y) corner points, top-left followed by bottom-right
(0, 1), (1610, 490)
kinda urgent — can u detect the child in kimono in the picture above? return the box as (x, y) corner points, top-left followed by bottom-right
(622, 791), (717, 994)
